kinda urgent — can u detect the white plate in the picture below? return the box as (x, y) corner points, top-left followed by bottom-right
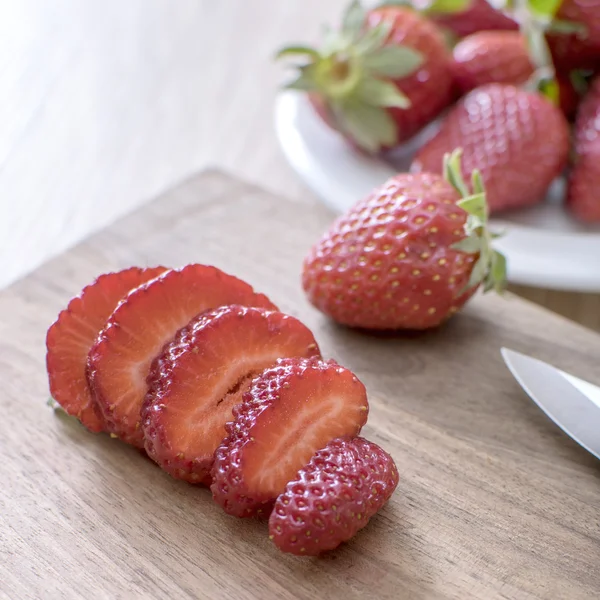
(274, 91), (600, 292)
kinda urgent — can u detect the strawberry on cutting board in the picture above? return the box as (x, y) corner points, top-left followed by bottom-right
(46, 266), (167, 432)
(568, 76), (600, 222)
(412, 84), (570, 213)
(211, 357), (369, 518)
(269, 437), (399, 556)
(87, 264), (277, 448)
(142, 305), (321, 484)
(277, 1), (453, 153)
(302, 149), (506, 331)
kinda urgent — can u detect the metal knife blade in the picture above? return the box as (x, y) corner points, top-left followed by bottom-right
(501, 348), (600, 460)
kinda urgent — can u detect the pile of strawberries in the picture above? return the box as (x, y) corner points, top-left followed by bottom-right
(279, 0), (600, 222)
(46, 264), (399, 556)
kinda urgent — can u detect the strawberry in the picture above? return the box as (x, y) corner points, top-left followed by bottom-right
(450, 30), (582, 119)
(567, 76), (600, 222)
(268, 437), (399, 556)
(210, 357), (369, 518)
(46, 266), (167, 432)
(412, 84), (570, 213)
(142, 305), (321, 484)
(302, 149), (506, 330)
(451, 31), (534, 94)
(548, 0), (600, 71)
(431, 0), (518, 37)
(277, 1), (453, 153)
(87, 265), (277, 448)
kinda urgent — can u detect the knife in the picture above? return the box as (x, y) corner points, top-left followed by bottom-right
(501, 348), (600, 459)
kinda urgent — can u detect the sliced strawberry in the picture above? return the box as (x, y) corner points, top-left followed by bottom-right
(210, 358), (369, 518)
(269, 437), (399, 556)
(87, 265), (277, 447)
(142, 305), (321, 483)
(46, 266), (168, 432)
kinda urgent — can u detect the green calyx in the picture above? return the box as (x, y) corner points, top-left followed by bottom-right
(492, 0), (588, 105)
(275, 0), (424, 153)
(378, 0), (473, 15)
(443, 149), (507, 295)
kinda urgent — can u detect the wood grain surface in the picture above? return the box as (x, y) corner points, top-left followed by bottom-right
(1, 172), (599, 600)
(2, 0), (600, 329)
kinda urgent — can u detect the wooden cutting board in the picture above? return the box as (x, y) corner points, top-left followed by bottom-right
(2, 172), (599, 600)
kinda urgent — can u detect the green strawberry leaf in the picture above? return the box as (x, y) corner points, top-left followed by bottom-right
(284, 67), (319, 91)
(356, 77), (411, 108)
(354, 21), (392, 55)
(524, 24), (554, 71)
(466, 255), (487, 290)
(276, 46), (322, 61)
(489, 251), (508, 293)
(427, 0), (473, 14)
(442, 148), (508, 296)
(539, 77), (561, 105)
(336, 101), (398, 152)
(362, 46), (424, 79)
(381, 0), (472, 12)
(443, 150), (470, 197)
(452, 235), (482, 254)
(547, 19), (587, 36)
(342, 0), (366, 42)
(570, 69), (592, 96)
(527, 0), (562, 18)
(471, 170), (485, 196)
(458, 193), (487, 222)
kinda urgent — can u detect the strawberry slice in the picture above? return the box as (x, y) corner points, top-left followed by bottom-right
(269, 437), (399, 556)
(46, 266), (168, 432)
(210, 357), (369, 518)
(142, 305), (321, 484)
(87, 264), (277, 447)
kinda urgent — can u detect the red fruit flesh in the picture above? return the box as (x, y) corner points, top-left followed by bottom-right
(210, 358), (369, 518)
(142, 305), (321, 483)
(87, 265), (277, 447)
(412, 84), (570, 213)
(432, 0), (518, 37)
(302, 173), (478, 330)
(46, 266), (167, 432)
(366, 7), (454, 143)
(269, 437), (399, 556)
(451, 31), (533, 95)
(568, 77), (600, 222)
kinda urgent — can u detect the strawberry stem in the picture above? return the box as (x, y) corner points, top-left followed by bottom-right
(276, 0), (424, 153)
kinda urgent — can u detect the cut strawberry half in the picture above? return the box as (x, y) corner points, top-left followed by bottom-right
(87, 264), (277, 447)
(142, 305), (321, 484)
(210, 357), (369, 518)
(46, 266), (168, 432)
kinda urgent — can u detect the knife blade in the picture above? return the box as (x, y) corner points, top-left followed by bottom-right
(501, 348), (600, 460)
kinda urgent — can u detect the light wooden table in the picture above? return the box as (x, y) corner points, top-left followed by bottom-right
(2, 0), (599, 330)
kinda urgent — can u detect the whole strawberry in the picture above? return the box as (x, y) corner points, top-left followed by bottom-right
(269, 437), (399, 556)
(548, 0), (600, 70)
(412, 84), (570, 213)
(431, 0), (517, 37)
(277, 1), (453, 153)
(451, 31), (534, 94)
(302, 149), (506, 330)
(568, 76), (600, 222)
